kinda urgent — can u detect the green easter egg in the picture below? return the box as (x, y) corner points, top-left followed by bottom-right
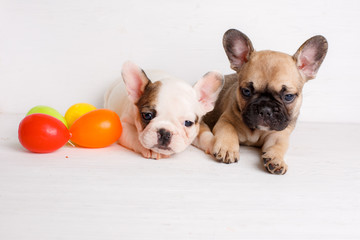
(26, 105), (68, 128)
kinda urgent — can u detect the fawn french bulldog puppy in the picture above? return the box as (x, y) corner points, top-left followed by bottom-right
(105, 61), (223, 159)
(195, 29), (328, 174)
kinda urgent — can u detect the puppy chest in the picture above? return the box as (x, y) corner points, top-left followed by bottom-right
(238, 131), (265, 147)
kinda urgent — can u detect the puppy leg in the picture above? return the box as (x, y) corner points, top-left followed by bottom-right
(192, 122), (215, 154)
(119, 122), (169, 160)
(262, 134), (289, 175)
(212, 119), (240, 164)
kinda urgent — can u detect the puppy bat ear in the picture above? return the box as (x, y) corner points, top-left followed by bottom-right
(193, 71), (224, 114)
(293, 35), (328, 81)
(121, 61), (151, 103)
(223, 29), (254, 72)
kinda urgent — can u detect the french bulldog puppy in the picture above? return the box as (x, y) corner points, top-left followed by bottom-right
(105, 61), (223, 159)
(195, 29), (328, 174)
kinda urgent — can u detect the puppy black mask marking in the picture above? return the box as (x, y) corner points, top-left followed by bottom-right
(242, 91), (290, 131)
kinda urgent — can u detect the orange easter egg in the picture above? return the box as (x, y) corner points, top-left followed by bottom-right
(69, 109), (122, 148)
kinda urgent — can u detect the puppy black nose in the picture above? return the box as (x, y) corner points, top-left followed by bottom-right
(259, 107), (273, 118)
(157, 128), (172, 146)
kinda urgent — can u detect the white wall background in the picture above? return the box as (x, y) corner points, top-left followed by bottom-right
(1, 0), (359, 123)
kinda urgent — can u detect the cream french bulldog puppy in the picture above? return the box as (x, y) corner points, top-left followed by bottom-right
(105, 61), (224, 159)
(195, 29), (328, 174)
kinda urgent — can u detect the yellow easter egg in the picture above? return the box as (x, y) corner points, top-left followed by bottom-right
(65, 103), (97, 128)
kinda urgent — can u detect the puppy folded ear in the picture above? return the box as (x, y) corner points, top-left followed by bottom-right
(223, 29), (254, 72)
(293, 35), (328, 81)
(121, 61), (151, 103)
(193, 71), (224, 114)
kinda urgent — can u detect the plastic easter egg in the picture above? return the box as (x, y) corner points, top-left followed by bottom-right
(69, 109), (122, 148)
(27, 105), (68, 128)
(65, 103), (97, 128)
(18, 113), (71, 153)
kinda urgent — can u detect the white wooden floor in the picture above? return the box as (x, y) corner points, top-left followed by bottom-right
(0, 113), (359, 239)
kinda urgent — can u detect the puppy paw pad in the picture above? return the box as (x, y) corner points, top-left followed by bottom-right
(274, 167), (286, 175)
(268, 163), (277, 171)
(264, 159), (288, 175)
(263, 157), (271, 164)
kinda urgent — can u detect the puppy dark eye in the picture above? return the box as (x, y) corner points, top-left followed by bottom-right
(184, 120), (194, 127)
(284, 94), (296, 103)
(241, 88), (252, 97)
(142, 112), (154, 121)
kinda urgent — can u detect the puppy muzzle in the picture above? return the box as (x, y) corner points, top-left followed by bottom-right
(243, 99), (290, 131)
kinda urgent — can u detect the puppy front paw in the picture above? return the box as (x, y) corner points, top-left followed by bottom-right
(141, 149), (169, 160)
(212, 138), (239, 164)
(262, 153), (288, 175)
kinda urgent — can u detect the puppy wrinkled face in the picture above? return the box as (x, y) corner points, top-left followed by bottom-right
(241, 83), (292, 131)
(136, 80), (201, 155)
(238, 51), (304, 131)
